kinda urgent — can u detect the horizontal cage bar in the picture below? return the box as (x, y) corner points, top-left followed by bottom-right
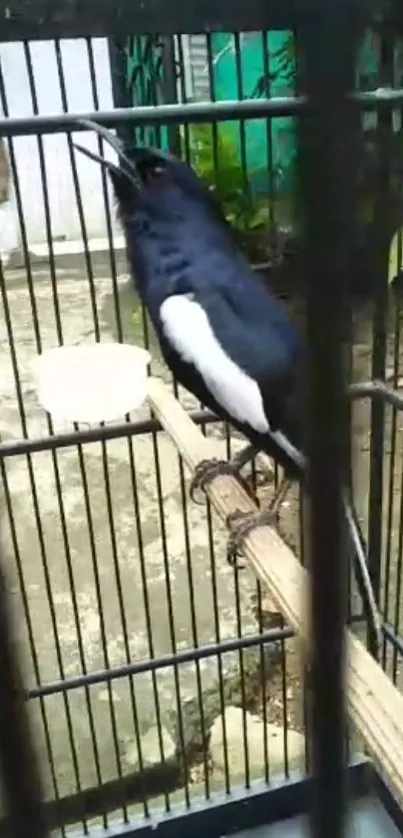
(1, 380), (400, 460)
(27, 611), (384, 701)
(0, 409), (217, 458)
(0, 90), (401, 138)
(27, 625), (294, 699)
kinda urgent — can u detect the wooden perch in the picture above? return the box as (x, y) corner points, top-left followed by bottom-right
(147, 375), (403, 811)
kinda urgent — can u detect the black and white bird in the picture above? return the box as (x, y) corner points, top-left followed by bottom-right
(73, 119), (381, 649)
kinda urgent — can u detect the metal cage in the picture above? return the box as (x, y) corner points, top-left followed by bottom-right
(1, 2), (403, 838)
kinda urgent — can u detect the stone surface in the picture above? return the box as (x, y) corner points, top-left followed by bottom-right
(124, 726), (176, 770)
(171, 645), (282, 761)
(210, 706), (305, 779)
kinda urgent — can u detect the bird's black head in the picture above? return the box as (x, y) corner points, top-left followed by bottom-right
(72, 119), (228, 226)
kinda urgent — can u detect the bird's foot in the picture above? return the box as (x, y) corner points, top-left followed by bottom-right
(229, 444), (258, 473)
(231, 445), (273, 491)
(189, 457), (255, 505)
(226, 506), (280, 570)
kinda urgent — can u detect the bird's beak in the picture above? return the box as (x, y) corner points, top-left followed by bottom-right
(72, 118), (141, 188)
(71, 141), (123, 177)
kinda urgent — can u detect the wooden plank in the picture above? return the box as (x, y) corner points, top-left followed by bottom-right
(147, 375), (403, 812)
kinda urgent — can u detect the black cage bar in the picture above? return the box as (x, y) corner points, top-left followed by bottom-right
(0, 0), (381, 41)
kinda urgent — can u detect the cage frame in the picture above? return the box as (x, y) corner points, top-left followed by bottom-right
(1, 1), (403, 837)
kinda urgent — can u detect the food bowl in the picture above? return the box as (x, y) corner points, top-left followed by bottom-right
(32, 342), (151, 425)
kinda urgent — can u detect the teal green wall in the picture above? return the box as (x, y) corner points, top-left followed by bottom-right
(209, 29), (388, 195)
(128, 30), (393, 196)
(211, 31), (296, 194)
(125, 36), (170, 149)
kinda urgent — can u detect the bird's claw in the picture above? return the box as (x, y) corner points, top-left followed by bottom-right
(189, 458), (255, 505)
(226, 507), (280, 570)
(241, 466), (272, 492)
(230, 445), (273, 490)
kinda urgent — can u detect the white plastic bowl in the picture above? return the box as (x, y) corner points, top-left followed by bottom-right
(32, 342), (151, 425)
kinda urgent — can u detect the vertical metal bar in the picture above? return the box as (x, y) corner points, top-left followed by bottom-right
(23, 41), (63, 343)
(260, 30), (277, 254)
(160, 36), (181, 154)
(367, 29), (395, 654)
(85, 37), (124, 341)
(232, 568), (251, 789)
(382, 291), (401, 668)
(54, 39), (101, 340)
(150, 433), (191, 805)
(298, 5), (363, 838)
(232, 32), (253, 790)
(175, 35), (192, 161)
(0, 556), (47, 838)
(108, 39), (134, 148)
(392, 452), (403, 681)
(0, 461), (63, 830)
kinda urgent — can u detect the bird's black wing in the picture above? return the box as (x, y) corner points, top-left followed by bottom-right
(158, 278), (303, 445)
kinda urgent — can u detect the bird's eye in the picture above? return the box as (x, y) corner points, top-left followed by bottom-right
(144, 166), (164, 185)
(144, 166), (164, 184)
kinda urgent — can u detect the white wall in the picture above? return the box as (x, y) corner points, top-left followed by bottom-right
(0, 38), (121, 253)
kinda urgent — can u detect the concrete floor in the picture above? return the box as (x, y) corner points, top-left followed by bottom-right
(2, 253), (403, 812)
(0, 253), (274, 801)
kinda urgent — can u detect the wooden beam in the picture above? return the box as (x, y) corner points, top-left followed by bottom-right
(147, 375), (403, 812)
